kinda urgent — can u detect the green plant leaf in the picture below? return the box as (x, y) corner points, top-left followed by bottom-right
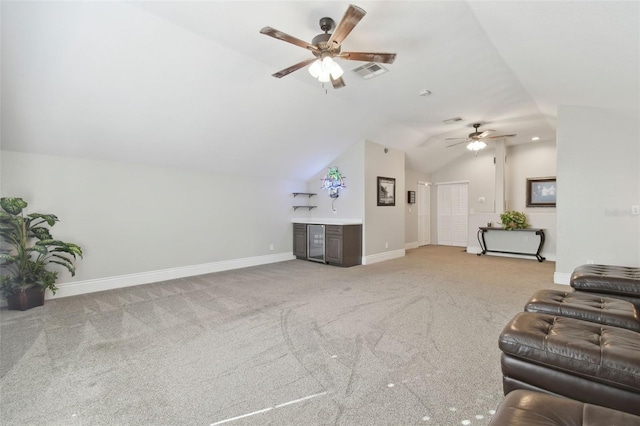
(0, 253), (17, 263)
(49, 259), (76, 276)
(30, 227), (53, 240)
(28, 213), (59, 226)
(0, 198), (27, 215)
(27, 246), (49, 255)
(0, 211), (17, 220)
(51, 246), (80, 259)
(51, 253), (73, 263)
(65, 243), (83, 258)
(35, 239), (66, 247)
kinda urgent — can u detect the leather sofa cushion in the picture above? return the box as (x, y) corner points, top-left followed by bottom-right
(571, 264), (640, 297)
(499, 312), (640, 392)
(488, 389), (640, 426)
(525, 289), (640, 332)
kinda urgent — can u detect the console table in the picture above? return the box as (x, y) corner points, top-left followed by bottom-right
(477, 227), (546, 262)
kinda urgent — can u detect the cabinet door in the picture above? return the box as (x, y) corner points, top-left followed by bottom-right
(293, 224), (307, 258)
(325, 226), (343, 264)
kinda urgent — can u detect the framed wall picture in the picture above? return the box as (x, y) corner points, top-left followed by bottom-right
(526, 177), (557, 207)
(377, 176), (396, 206)
(408, 190), (416, 204)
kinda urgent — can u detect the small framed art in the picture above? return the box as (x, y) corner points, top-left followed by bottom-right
(377, 177), (396, 206)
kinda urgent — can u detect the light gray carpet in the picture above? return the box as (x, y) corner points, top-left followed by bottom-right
(0, 246), (561, 425)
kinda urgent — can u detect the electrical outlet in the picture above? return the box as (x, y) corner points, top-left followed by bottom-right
(269, 244), (274, 251)
(587, 259), (595, 264)
(385, 242), (389, 249)
(632, 205), (640, 215)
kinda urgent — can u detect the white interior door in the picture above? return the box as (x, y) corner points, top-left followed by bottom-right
(418, 184), (430, 246)
(437, 183), (468, 247)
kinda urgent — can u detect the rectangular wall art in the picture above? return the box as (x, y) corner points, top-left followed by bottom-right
(526, 177), (556, 207)
(377, 177), (396, 206)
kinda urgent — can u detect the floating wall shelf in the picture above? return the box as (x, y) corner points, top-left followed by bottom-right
(292, 193), (317, 211)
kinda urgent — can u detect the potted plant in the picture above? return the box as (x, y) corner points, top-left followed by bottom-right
(0, 197), (83, 310)
(500, 210), (528, 230)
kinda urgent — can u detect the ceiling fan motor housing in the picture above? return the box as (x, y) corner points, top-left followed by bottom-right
(311, 33), (341, 57)
(319, 17), (335, 33)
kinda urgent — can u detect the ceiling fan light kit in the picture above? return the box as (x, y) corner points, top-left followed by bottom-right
(466, 140), (487, 151)
(260, 4), (396, 89)
(309, 56), (343, 82)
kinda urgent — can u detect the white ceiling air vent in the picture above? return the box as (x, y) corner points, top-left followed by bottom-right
(352, 62), (389, 79)
(443, 117), (464, 125)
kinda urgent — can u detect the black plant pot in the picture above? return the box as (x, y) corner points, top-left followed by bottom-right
(6, 287), (45, 311)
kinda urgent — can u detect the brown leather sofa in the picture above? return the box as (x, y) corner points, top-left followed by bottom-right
(499, 312), (640, 415)
(488, 389), (640, 426)
(497, 264), (640, 418)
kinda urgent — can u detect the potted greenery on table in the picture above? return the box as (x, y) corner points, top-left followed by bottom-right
(499, 210), (528, 230)
(0, 197), (83, 310)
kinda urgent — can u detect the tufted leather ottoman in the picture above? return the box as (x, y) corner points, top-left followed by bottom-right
(488, 389), (640, 426)
(571, 264), (640, 309)
(524, 289), (640, 332)
(499, 312), (640, 415)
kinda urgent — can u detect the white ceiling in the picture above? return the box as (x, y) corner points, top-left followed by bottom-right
(2, 1), (638, 180)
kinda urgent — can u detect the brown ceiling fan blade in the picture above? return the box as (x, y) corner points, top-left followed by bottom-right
(331, 76), (346, 89)
(447, 141), (468, 147)
(340, 52), (397, 64)
(445, 137), (468, 141)
(272, 57), (317, 78)
(327, 5), (366, 47)
(485, 134), (517, 139)
(260, 27), (318, 52)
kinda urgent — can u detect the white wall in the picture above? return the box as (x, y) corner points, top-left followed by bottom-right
(1, 151), (303, 298)
(364, 141), (405, 262)
(506, 140), (557, 212)
(304, 141), (365, 221)
(556, 106), (640, 282)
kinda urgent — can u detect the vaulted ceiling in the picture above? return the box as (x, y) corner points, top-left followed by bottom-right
(2, 1), (638, 180)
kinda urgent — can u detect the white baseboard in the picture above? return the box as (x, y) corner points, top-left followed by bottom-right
(554, 272), (571, 285)
(48, 252), (296, 300)
(405, 241), (420, 250)
(363, 249), (405, 265)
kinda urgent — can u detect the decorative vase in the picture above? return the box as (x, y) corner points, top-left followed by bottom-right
(6, 287), (45, 311)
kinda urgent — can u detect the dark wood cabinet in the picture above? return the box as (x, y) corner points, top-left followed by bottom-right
(293, 223), (307, 259)
(325, 226), (343, 264)
(325, 225), (362, 267)
(293, 223), (361, 267)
